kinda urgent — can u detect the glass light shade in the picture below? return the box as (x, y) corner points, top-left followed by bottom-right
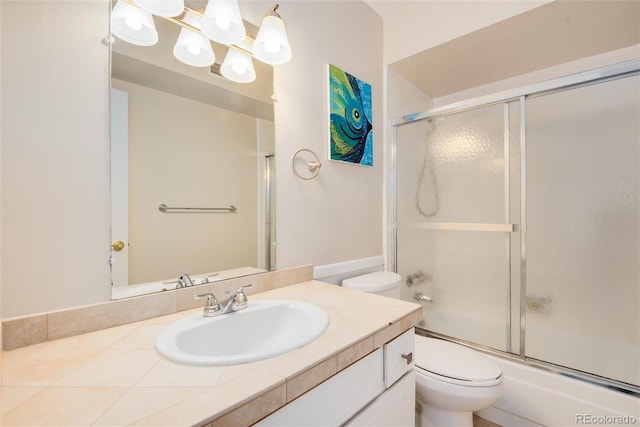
(134, 0), (184, 17)
(253, 15), (291, 65)
(111, 0), (158, 46)
(220, 49), (256, 83)
(173, 28), (215, 67)
(201, 0), (246, 45)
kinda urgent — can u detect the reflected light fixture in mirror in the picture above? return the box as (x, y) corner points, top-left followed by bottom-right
(173, 12), (216, 67)
(221, 41), (256, 83)
(110, 0), (291, 83)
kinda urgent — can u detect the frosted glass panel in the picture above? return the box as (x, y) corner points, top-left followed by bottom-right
(525, 75), (640, 386)
(397, 228), (509, 352)
(396, 104), (506, 224)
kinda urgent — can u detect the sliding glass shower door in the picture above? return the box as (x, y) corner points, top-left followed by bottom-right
(525, 75), (640, 386)
(393, 66), (640, 390)
(395, 101), (521, 354)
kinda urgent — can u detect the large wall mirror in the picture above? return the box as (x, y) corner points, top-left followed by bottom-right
(110, 10), (275, 300)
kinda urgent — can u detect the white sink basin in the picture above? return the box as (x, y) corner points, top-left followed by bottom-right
(155, 299), (329, 366)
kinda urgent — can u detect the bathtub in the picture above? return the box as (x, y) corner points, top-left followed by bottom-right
(477, 354), (639, 427)
(413, 310), (639, 426)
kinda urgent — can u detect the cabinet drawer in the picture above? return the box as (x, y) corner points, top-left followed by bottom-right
(383, 328), (414, 388)
(256, 349), (384, 426)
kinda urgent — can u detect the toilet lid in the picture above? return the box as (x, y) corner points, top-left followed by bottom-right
(341, 271), (401, 292)
(414, 336), (502, 383)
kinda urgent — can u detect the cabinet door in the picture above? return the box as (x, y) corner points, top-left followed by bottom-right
(346, 371), (416, 427)
(384, 328), (415, 387)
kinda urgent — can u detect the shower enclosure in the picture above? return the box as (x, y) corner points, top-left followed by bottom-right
(391, 60), (640, 393)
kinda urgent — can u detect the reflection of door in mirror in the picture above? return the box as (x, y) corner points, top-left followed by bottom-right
(265, 154), (276, 271)
(111, 88), (130, 287)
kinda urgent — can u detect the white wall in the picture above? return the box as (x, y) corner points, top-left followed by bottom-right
(1, 0), (111, 318)
(273, 1), (384, 269)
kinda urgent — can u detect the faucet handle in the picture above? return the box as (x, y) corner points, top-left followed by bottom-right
(194, 293), (222, 317)
(233, 283), (255, 307)
(200, 273), (220, 284)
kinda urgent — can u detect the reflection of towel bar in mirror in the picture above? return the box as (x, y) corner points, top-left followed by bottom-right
(291, 149), (322, 180)
(158, 204), (237, 213)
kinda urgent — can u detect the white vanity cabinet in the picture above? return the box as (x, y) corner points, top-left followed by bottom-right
(256, 328), (415, 426)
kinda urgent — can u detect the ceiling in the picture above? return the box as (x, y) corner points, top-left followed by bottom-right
(369, 0), (640, 99)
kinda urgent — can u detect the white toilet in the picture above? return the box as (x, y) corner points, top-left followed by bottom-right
(414, 335), (503, 427)
(342, 271), (504, 427)
(341, 271), (402, 298)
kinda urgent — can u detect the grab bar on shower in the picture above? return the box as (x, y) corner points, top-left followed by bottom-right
(158, 204), (237, 213)
(397, 222), (516, 232)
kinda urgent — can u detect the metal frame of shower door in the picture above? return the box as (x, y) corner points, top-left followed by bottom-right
(390, 58), (640, 396)
(392, 98), (520, 353)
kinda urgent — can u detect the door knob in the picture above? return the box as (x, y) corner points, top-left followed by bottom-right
(112, 240), (125, 251)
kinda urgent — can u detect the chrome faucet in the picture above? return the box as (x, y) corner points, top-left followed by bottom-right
(178, 273), (194, 288)
(221, 283), (255, 314)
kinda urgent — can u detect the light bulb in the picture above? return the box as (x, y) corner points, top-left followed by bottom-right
(253, 10), (291, 65)
(201, 0), (246, 45)
(173, 27), (215, 67)
(264, 39), (280, 54)
(216, 17), (230, 31)
(232, 62), (246, 75)
(111, 0), (158, 47)
(187, 43), (201, 55)
(220, 48), (255, 83)
(125, 16), (142, 31)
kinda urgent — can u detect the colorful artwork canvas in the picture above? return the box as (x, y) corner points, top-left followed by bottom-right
(328, 64), (373, 166)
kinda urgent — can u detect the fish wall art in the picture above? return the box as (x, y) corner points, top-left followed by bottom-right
(328, 64), (373, 166)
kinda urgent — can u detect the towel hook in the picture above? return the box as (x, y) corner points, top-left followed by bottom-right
(291, 148), (322, 180)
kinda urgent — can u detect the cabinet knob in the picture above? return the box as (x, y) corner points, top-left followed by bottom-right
(401, 352), (413, 364)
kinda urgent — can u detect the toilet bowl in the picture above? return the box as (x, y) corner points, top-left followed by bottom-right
(341, 271), (401, 299)
(414, 335), (504, 427)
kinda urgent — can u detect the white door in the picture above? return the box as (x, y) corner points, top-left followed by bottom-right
(110, 88), (129, 287)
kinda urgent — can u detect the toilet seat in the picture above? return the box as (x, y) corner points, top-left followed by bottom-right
(414, 336), (503, 387)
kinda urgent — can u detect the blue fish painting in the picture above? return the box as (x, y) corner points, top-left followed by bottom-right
(329, 64), (373, 166)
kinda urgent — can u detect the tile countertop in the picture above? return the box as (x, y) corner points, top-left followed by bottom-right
(1, 281), (422, 427)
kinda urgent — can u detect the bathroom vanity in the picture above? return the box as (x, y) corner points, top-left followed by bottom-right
(1, 280), (421, 426)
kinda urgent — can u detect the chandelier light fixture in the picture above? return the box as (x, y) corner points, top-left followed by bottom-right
(201, 0), (246, 46)
(173, 11), (216, 67)
(220, 45), (256, 83)
(253, 4), (291, 65)
(111, 0), (158, 46)
(110, 0), (292, 83)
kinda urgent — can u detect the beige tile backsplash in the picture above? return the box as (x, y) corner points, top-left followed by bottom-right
(2, 265), (313, 351)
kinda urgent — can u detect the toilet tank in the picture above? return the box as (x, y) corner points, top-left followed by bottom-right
(341, 271), (401, 299)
